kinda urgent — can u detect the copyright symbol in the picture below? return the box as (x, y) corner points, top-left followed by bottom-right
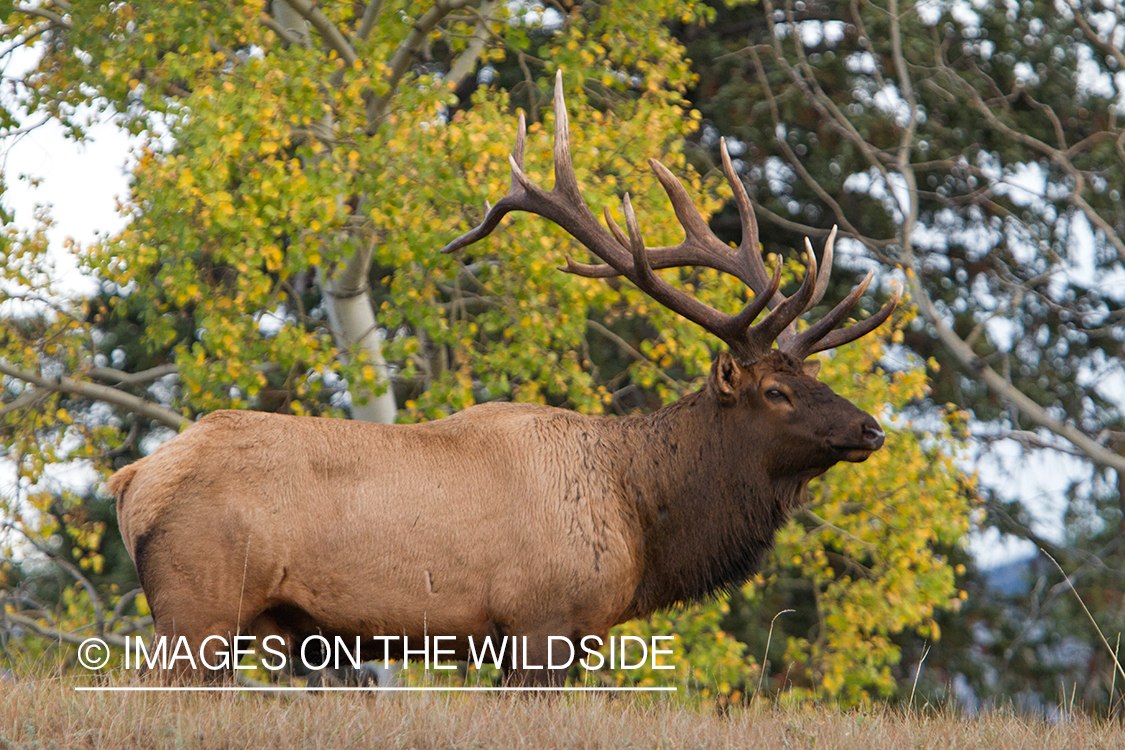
(77, 638), (110, 670)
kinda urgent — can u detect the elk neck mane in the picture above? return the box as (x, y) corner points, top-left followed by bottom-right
(599, 380), (813, 620)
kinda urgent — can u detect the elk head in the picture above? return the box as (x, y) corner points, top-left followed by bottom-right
(707, 348), (886, 485)
(442, 72), (900, 472)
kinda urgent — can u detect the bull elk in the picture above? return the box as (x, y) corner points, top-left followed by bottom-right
(108, 73), (899, 685)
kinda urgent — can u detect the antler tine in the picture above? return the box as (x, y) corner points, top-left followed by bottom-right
(512, 112), (527, 190)
(623, 194), (652, 282)
(719, 138), (774, 295)
(729, 255), (783, 335)
(559, 138), (776, 286)
(647, 158), (722, 248)
(803, 226), (836, 314)
(618, 192), (745, 340)
(551, 70), (581, 201)
(439, 111), (530, 256)
(738, 245), (821, 360)
(786, 269), (874, 354)
(775, 228), (838, 347)
(789, 284), (904, 359)
(604, 206), (631, 249)
(561, 254), (618, 278)
(442, 71), (634, 276)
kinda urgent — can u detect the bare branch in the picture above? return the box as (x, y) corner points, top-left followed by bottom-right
(762, 0), (894, 184)
(935, 71), (1125, 263)
(1, 609), (130, 650)
(0, 387), (47, 417)
(87, 364), (179, 386)
(586, 320), (679, 387)
(748, 48), (876, 252)
(1067, 0), (1125, 72)
(14, 4), (71, 29)
(887, 0), (919, 162)
(280, 0), (358, 67)
(260, 14), (304, 48)
(976, 429), (1093, 459)
(908, 280), (1125, 474)
(366, 0), (479, 131)
(1, 522), (106, 639)
(0, 360), (190, 430)
(354, 0), (384, 44)
(446, 0), (499, 88)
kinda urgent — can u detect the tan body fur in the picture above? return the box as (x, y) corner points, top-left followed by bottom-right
(112, 406), (638, 666)
(108, 351), (885, 684)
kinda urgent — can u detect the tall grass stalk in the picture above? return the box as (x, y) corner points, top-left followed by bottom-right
(909, 642), (930, 713)
(1042, 550), (1125, 686)
(754, 609), (793, 700)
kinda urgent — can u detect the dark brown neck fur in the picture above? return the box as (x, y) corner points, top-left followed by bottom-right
(607, 388), (813, 620)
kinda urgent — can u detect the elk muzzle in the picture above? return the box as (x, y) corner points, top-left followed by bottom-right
(833, 413), (885, 463)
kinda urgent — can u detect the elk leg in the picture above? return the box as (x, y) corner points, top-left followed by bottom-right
(501, 632), (572, 688)
(147, 614), (241, 683)
(143, 569), (271, 682)
(247, 610), (299, 675)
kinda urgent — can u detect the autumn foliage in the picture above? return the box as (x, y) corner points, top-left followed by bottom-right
(1, 0), (970, 703)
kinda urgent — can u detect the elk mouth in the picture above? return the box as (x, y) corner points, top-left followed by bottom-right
(831, 423), (885, 462)
(832, 445), (876, 463)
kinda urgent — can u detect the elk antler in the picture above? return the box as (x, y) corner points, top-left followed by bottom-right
(441, 71), (901, 364)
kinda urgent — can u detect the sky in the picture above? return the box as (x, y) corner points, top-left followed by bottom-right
(3, 96), (133, 297)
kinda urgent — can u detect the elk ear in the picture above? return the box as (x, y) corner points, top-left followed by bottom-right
(802, 358), (822, 379)
(709, 351), (748, 406)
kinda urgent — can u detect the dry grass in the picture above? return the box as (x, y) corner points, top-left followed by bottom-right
(2, 675), (1123, 750)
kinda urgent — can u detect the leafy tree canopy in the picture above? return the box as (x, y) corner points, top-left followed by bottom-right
(1, 0), (969, 702)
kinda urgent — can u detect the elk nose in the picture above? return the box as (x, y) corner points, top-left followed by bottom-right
(861, 419), (885, 450)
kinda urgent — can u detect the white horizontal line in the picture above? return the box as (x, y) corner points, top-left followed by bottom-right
(74, 686), (677, 692)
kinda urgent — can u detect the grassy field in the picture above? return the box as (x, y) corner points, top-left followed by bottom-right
(2, 675), (1123, 749)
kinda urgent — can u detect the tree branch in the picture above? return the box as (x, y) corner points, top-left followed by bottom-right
(260, 13), (304, 48)
(1, 609), (130, 651)
(937, 69), (1125, 263)
(87, 364), (179, 386)
(1067, 0), (1125, 72)
(282, 0), (359, 68)
(0, 387), (47, 417)
(14, 4), (71, 29)
(366, 0), (479, 132)
(586, 320), (679, 387)
(748, 48), (880, 256)
(0, 361), (190, 430)
(799, 508), (875, 552)
(1, 522), (106, 638)
(446, 0), (499, 88)
(909, 282), (1125, 474)
(354, 0), (384, 44)
(763, 0), (895, 185)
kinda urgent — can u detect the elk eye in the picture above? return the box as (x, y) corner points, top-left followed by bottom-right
(765, 388), (788, 402)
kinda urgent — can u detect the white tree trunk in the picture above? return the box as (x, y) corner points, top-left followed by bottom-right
(270, 1), (397, 427)
(319, 243), (397, 425)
